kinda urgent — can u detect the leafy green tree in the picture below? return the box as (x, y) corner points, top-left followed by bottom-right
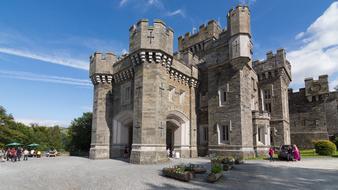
(67, 112), (92, 155)
(0, 105), (68, 151)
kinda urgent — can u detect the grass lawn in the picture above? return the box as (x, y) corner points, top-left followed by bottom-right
(300, 149), (338, 158)
(245, 150), (338, 160)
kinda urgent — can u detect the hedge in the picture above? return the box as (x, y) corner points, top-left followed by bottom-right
(313, 140), (337, 156)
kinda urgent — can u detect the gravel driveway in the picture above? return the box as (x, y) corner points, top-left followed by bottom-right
(0, 156), (337, 190)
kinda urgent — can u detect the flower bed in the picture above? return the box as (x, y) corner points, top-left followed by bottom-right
(162, 167), (193, 182)
(185, 164), (207, 174)
(207, 163), (223, 183)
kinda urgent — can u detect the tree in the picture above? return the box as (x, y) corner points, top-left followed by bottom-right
(67, 112), (92, 155)
(0, 105), (68, 151)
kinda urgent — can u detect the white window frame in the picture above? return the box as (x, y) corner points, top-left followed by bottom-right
(218, 122), (231, 144)
(218, 83), (229, 107)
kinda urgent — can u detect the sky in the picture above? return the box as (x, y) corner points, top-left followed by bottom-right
(0, 0), (337, 127)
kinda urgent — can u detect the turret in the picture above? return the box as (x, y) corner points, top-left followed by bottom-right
(129, 19), (174, 55)
(89, 52), (116, 84)
(89, 51), (116, 159)
(227, 5), (252, 60)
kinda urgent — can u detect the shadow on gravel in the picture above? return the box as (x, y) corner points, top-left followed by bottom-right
(146, 162), (338, 190)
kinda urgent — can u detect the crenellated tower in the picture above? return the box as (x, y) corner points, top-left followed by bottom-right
(89, 52), (117, 159)
(228, 5), (252, 61)
(253, 49), (292, 146)
(129, 19), (174, 55)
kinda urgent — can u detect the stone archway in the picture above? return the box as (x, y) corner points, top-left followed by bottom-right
(111, 111), (133, 158)
(166, 110), (190, 158)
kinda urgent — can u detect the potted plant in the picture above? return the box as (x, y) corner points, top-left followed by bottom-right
(235, 158), (244, 165)
(185, 164), (207, 174)
(207, 163), (223, 183)
(162, 165), (193, 182)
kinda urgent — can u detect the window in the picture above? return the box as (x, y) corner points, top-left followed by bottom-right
(258, 127), (262, 142)
(223, 91), (227, 102)
(203, 127), (208, 142)
(265, 103), (272, 113)
(219, 84), (229, 106)
(220, 125), (230, 143)
(121, 82), (132, 105)
(258, 126), (265, 144)
(264, 89), (271, 99)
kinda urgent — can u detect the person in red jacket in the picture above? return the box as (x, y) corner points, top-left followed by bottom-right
(10, 148), (17, 162)
(268, 146), (275, 161)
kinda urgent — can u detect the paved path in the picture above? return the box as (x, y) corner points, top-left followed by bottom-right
(0, 156), (337, 190)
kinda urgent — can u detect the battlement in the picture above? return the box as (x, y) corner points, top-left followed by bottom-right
(89, 52), (116, 78)
(129, 19), (174, 55)
(227, 5), (250, 37)
(305, 75), (329, 98)
(174, 51), (201, 66)
(253, 49), (291, 81)
(178, 20), (222, 52)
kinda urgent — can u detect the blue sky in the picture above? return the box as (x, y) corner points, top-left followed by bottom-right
(0, 0), (337, 126)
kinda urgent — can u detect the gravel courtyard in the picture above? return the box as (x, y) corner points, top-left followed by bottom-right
(0, 156), (337, 190)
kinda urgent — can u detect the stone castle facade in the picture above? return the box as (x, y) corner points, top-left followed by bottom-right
(88, 5), (337, 164)
(289, 76), (338, 149)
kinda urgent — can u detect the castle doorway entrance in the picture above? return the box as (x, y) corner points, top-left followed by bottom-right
(166, 111), (190, 158)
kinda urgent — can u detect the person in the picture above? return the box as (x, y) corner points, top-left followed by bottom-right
(0, 149), (5, 162)
(23, 149), (29, 161)
(293, 144), (301, 161)
(16, 147), (22, 161)
(287, 145), (293, 161)
(30, 149), (35, 157)
(6, 148), (10, 161)
(268, 146), (274, 161)
(37, 150), (41, 158)
(10, 148), (17, 162)
(123, 145), (129, 158)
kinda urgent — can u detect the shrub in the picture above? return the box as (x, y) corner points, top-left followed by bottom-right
(211, 163), (222, 174)
(334, 137), (338, 148)
(314, 140), (337, 156)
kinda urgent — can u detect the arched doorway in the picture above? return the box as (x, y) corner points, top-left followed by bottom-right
(166, 111), (190, 158)
(111, 111), (133, 159)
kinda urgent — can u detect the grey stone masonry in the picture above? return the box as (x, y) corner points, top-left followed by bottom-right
(89, 52), (116, 159)
(253, 49), (292, 147)
(289, 76), (338, 149)
(88, 5), (338, 163)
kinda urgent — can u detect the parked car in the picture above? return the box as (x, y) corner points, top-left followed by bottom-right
(278, 145), (293, 161)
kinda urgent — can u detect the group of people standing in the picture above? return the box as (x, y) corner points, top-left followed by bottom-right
(0, 147), (33, 162)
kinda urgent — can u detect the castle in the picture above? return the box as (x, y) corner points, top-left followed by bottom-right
(88, 5), (338, 164)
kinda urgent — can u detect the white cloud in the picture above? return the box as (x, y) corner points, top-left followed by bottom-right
(121, 48), (128, 55)
(16, 118), (69, 127)
(167, 9), (185, 17)
(0, 70), (91, 86)
(295, 32), (305, 40)
(0, 47), (88, 70)
(119, 0), (128, 7)
(287, 2), (338, 88)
